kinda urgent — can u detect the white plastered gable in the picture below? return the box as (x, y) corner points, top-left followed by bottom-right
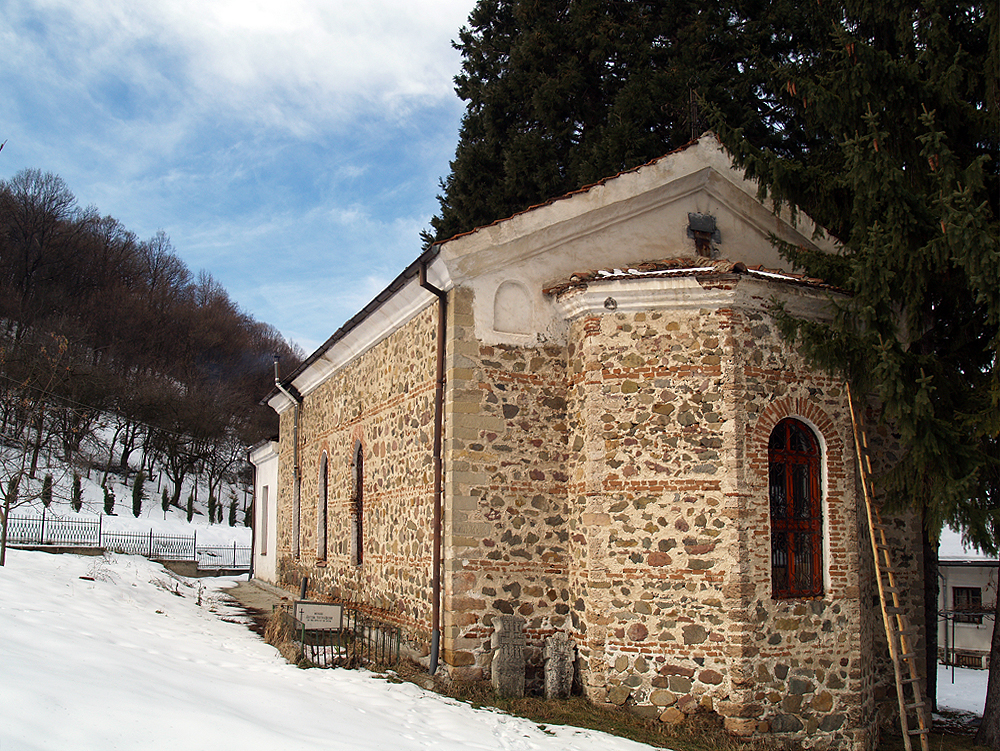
(435, 134), (836, 347)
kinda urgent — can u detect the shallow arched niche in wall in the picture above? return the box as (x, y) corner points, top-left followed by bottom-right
(493, 280), (532, 335)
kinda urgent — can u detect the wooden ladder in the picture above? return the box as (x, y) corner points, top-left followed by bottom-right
(847, 385), (930, 751)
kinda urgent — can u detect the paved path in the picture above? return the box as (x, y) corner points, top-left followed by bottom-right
(224, 578), (296, 635)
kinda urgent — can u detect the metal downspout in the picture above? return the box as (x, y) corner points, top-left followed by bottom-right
(420, 262), (446, 675)
(248, 450), (256, 580)
(274, 357), (303, 560)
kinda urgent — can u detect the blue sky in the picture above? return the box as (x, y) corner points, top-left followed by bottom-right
(1, 0), (475, 354)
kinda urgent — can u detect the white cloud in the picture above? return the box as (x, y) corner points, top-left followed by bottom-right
(0, 0), (473, 350)
(9, 0), (470, 134)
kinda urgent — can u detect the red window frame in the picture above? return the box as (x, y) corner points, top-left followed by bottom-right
(317, 453), (328, 561)
(351, 441), (364, 566)
(769, 418), (823, 598)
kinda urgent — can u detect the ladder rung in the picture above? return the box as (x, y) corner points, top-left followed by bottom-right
(899, 676), (920, 684)
(905, 701), (926, 710)
(898, 652), (917, 661)
(907, 728), (931, 736)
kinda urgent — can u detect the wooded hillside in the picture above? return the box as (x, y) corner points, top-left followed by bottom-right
(0, 167), (300, 510)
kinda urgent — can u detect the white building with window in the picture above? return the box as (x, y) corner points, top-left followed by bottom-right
(249, 440), (279, 584)
(938, 526), (998, 669)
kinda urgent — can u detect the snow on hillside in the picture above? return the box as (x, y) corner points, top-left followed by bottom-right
(4, 445), (250, 547)
(0, 549), (662, 751)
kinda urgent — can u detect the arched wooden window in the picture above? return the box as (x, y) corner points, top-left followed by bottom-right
(317, 452), (328, 560)
(351, 441), (364, 566)
(769, 418), (823, 598)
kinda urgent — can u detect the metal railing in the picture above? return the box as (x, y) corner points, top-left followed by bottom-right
(8, 513), (102, 547)
(103, 531), (196, 560)
(275, 606), (401, 670)
(196, 544), (252, 570)
(6, 512), (250, 570)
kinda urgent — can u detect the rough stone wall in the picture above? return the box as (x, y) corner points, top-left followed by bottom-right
(441, 286), (573, 684)
(271, 273), (923, 750)
(563, 294), (739, 723)
(729, 282), (868, 749)
(859, 417), (926, 732)
(555, 277), (918, 750)
(275, 305), (439, 646)
(275, 414), (295, 562)
(719, 281), (919, 749)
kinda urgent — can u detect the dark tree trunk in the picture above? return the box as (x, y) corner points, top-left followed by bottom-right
(975, 592), (1000, 749)
(923, 518), (938, 712)
(102, 422), (123, 487)
(29, 409), (44, 479)
(170, 481), (183, 508)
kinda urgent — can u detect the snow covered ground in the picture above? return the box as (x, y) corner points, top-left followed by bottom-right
(0, 549), (661, 751)
(0, 549), (987, 751)
(938, 662), (990, 716)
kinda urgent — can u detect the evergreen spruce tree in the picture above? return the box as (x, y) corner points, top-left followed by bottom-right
(186, 491), (194, 523)
(161, 487), (169, 518)
(41, 473), (52, 509)
(102, 484), (115, 516)
(427, 0), (814, 243)
(71, 473), (82, 513)
(713, 0), (998, 742)
(207, 494), (217, 526)
(228, 497), (236, 527)
(131, 470), (144, 519)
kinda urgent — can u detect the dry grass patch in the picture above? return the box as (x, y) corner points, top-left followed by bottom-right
(389, 660), (796, 751)
(263, 607), (309, 667)
(261, 632), (982, 751)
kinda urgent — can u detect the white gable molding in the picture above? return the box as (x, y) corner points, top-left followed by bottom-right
(270, 134), (836, 412)
(268, 253), (451, 412)
(439, 137), (835, 287)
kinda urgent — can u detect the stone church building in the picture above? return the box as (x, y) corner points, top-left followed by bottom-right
(256, 134), (925, 749)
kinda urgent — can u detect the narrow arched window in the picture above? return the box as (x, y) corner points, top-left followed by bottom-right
(769, 418), (823, 598)
(317, 453), (328, 560)
(351, 441), (364, 566)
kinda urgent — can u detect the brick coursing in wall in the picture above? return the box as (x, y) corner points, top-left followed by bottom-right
(276, 305), (440, 649)
(273, 272), (920, 750)
(442, 286), (573, 682)
(261, 134), (932, 751)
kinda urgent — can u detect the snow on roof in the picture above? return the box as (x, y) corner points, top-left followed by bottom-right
(939, 526), (997, 562)
(543, 256), (839, 297)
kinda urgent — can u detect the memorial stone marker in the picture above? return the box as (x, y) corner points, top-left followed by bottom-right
(491, 615), (526, 697)
(544, 632), (575, 699)
(294, 601), (343, 631)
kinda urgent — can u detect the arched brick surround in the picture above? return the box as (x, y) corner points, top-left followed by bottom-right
(750, 397), (844, 485)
